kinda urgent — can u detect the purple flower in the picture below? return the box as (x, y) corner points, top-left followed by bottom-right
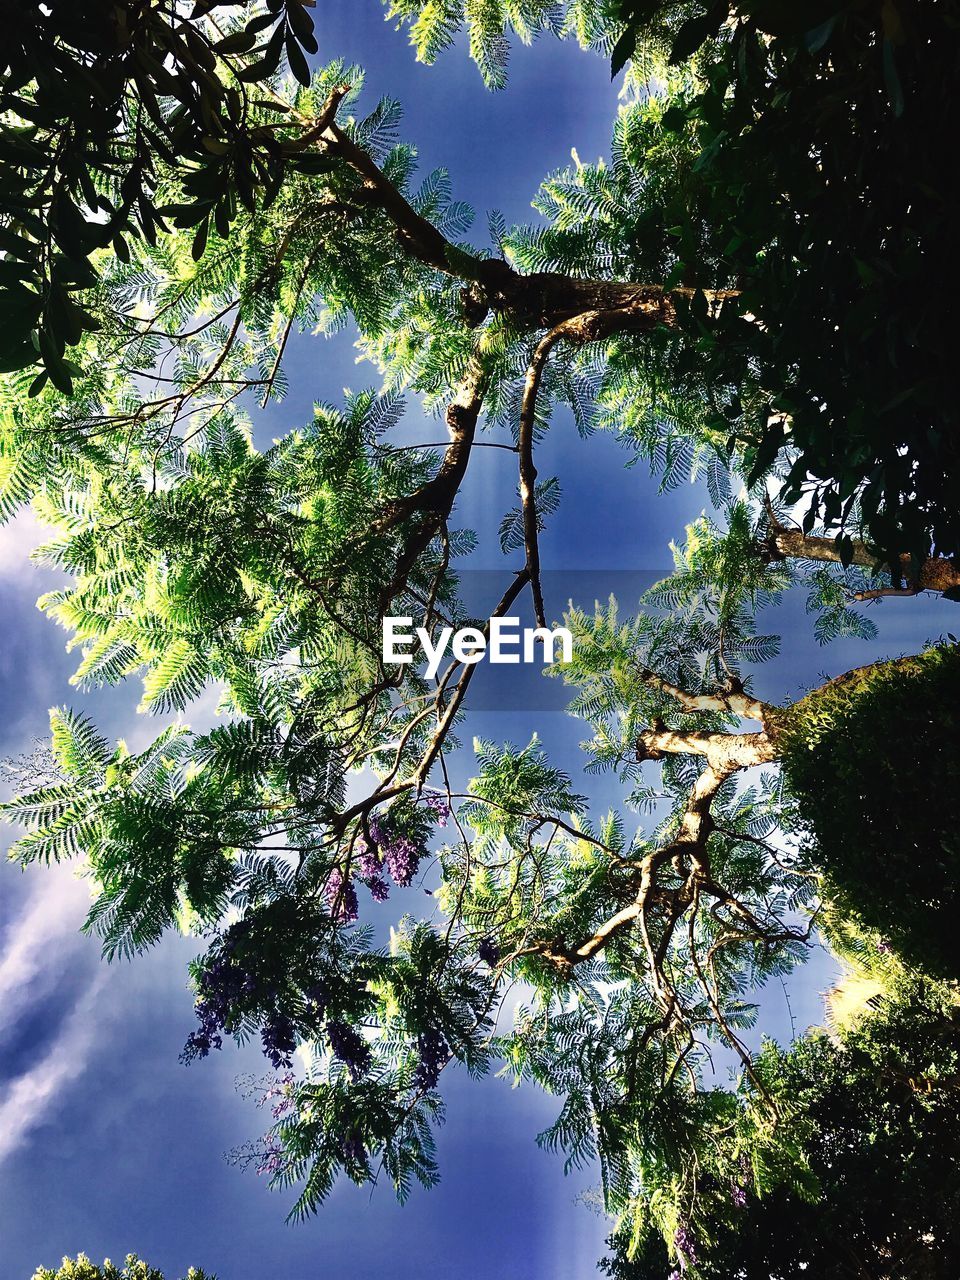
(325, 867), (359, 923)
(304, 982), (328, 1020)
(421, 792), (450, 826)
(327, 1020), (371, 1081)
(731, 1181), (748, 1209)
(877, 938), (892, 953)
(352, 833), (389, 900)
(412, 1027), (449, 1092)
(367, 813), (426, 888)
(383, 835), (421, 888)
(341, 1131), (367, 1164)
(355, 836), (383, 881)
(182, 1022), (222, 1060)
(367, 874), (390, 902)
(478, 938), (500, 967)
(674, 1221), (697, 1268)
(181, 951), (256, 1061)
(255, 1136), (286, 1178)
(258, 1072), (296, 1117)
(261, 1012), (297, 1070)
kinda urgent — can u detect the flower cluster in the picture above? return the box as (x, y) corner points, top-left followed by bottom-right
(182, 1003), (224, 1060)
(183, 920), (308, 1071)
(412, 1026), (449, 1092)
(367, 874), (390, 901)
(421, 792), (450, 826)
(182, 948), (257, 1061)
(673, 1221), (698, 1271)
(327, 1019), (372, 1082)
(324, 867), (359, 923)
(261, 1012), (297, 1070)
(341, 1130), (367, 1165)
(258, 1072), (297, 1119)
(384, 835), (422, 888)
(255, 1135), (287, 1178)
(354, 835), (391, 902)
(326, 798), (451, 921)
(355, 837), (381, 880)
(477, 937), (500, 967)
(370, 815), (422, 889)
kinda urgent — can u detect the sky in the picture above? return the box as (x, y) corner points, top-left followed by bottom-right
(1, 5), (957, 1279)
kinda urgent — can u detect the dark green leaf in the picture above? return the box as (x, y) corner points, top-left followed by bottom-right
(669, 1), (728, 65)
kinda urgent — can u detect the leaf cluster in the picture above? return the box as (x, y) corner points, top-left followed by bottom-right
(0, 0), (320, 385)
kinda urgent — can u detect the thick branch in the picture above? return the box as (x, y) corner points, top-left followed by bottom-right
(371, 357), (485, 537)
(367, 358), (487, 613)
(543, 648), (930, 974)
(535, 672), (792, 970)
(311, 107), (737, 334)
(280, 95), (741, 617)
(518, 325), (565, 629)
(636, 725), (779, 771)
(766, 525), (960, 598)
(637, 667), (773, 723)
(515, 303), (712, 628)
(323, 118), (467, 278)
(544, 756), (735, 969)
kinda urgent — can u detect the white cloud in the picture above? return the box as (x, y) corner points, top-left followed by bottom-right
(0, 508), (51, 581)
(0, 869), (92, 1035)
(0, 862), (107, 1166)
(0, 970), (108, 1165)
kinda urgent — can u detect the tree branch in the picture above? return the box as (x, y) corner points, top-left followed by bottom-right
(637, 667), (773, 723)
(763, 514), (960, 599)
(636, 725), (779, 771)
(370, 356), (486, 542)
(517, 325), (566, 628)
(298, 96), (738, 335)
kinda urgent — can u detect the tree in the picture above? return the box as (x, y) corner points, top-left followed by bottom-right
(4, 417), (954, 1243)
(781, 644), (960, 981)
(666, 0), (960, 564)
(31, 1257), (211, 1280)
(601, 968), (960, 1279)
(389, 0), (960, 562)
(2, 8), (959, 1277)
(0, 0), (324, 388)
(6, 0), (960, 563)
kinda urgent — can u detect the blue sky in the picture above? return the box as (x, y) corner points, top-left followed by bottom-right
(1, 5), (956, 1278)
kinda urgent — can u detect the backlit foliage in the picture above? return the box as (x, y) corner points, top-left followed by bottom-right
(3, 4), (959, 1275)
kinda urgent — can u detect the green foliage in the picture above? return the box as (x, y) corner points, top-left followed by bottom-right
(2, 9), (958, 1271)
(603, 971), (960, 1279)
(382, 0), (613, 89)
(253, 916), (499, 1218)
(508, 89), (740, 492)
(0, 425), (821, 1224)
(782, 645), (960, 980)
(551, 506), (790, 754)
(31, 1256), (211, 1280)
(1, 377), (466, 956)
(0, 0), (321, 384)
(0, 65), (523, 517)
(600, 1), (960, 559)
